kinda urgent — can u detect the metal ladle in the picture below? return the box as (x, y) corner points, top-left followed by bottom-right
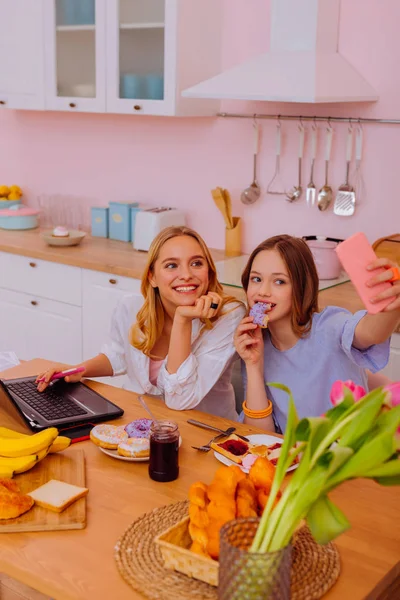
(286, 123), (305, 202)
(318, 125), (334, 211)
(241, 121), (261, 205)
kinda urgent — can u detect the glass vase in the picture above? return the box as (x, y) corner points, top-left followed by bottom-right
(218, 518), (292, 600)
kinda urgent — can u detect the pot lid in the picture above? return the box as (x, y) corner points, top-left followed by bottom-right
(0, 207), (40, 217)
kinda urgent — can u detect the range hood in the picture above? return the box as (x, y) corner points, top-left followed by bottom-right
(182, 0), (378, 104)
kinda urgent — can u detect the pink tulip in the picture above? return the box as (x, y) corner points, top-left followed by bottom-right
(383, 382), (400, 409)
(330, 380), (367, 406)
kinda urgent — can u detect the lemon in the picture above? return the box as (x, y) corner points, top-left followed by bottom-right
(0, 185), (9, 196)
(9, 185), (22, 195)
(7, 192), (21, 201)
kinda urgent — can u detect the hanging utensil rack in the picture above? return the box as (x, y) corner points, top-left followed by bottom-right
(218, 113), (400, 126)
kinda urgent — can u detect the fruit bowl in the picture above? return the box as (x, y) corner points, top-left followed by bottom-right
(0, 198), (22, 209)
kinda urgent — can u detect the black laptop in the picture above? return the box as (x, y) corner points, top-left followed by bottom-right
(0, 376), (124, 436)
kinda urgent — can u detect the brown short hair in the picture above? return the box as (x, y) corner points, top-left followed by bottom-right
(241, 235), (319, 336)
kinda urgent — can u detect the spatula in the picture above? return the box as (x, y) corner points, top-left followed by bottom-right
(211, 187), (232, 229)
(306, 125), (318, 207)
(334, 127), (355, 217)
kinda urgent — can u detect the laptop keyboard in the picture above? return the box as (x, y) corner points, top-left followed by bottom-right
(7, 380), (87, 421)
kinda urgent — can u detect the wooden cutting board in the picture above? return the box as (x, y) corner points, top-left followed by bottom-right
(0, 447), (86, 533)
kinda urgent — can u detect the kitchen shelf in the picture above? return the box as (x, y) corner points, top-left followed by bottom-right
(56, 25), (95, 32)
(119, 22), (165, 30)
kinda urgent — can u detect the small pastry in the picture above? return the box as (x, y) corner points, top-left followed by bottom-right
(52, 226), (70, 238)
(90, 424), (128, 449)
(117, 437), (150, 458)
(249, 302), (271, 328)
(125, 418), (152, 439)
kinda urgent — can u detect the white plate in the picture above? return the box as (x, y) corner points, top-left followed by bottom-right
(213, 434), (299, 473)
(98, 436), (182, 462)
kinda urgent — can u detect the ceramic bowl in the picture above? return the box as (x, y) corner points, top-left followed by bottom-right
(41, 230), (86, 247)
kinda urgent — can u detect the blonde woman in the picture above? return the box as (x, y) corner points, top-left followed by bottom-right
(37, 226), (245, 419)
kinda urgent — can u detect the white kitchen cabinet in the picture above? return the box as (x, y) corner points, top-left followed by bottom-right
(0, 0), (45, 110)
(105, 0), (222, 116)
(44, 0), (107, 112)
(381, 333), (400, 380)
(0, 0), (221, 116)
(82, 269), (141, 387)
(0, 288), (82, 364)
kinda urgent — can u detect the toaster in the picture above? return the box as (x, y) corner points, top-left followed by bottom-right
(133, 207), (186, 251)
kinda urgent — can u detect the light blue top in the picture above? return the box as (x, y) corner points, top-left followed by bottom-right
(241, 306), (390, 433)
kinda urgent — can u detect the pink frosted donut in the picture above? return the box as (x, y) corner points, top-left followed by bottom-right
(249, 302), (270, 328)
(125, 418), (152, 439)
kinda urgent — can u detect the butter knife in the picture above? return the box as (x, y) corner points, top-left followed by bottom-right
(187, 419), (249, 442)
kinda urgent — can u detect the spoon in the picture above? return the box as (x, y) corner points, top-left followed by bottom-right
(137, 395), (158, 424)
(318, 126), (334, 212)
(286, 124), (305, 202)
(241, 122), (261, 205)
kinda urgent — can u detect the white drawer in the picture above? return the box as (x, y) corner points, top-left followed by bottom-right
(0, 252), (82, 306)
(82, 268), (141, 293)
(391, 332), (400, 350)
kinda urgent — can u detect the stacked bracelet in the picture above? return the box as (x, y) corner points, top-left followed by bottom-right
(242, 400), (273, 419)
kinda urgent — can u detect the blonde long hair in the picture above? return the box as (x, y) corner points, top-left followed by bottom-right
(130, 226), (241, 357)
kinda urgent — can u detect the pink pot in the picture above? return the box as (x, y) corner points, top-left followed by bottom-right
(305, 238), (342, 280)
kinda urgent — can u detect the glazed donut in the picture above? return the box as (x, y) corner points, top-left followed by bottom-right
(90, 424), (128, 449)
(249, 302), (270, 328)
(125, 418), (152, 439)
(117, 437), (150, 458)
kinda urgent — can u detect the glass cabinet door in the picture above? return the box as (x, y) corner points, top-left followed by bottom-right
(107, 0), (172, 115)
(44, 0), (106, 112)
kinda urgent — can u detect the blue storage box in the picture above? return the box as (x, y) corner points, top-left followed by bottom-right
(91, 207), (109, 238)
(109, 201), (138, 242)
(130, 206), (143, 245)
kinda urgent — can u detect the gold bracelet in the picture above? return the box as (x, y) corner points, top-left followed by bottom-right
(242, 400), (273, 419)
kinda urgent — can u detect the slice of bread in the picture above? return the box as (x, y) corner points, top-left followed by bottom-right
(211, 434), (250, 464)
(28, 479), (88, 513)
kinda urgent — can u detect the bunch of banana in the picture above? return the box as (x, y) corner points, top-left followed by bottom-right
(0, 427), (71, 479)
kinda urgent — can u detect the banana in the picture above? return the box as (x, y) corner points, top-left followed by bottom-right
(0, 427), (58, 458)
(0, 428), (71, 454)
(0, 427), (28, 439)
(0, 467), (14, 478)
(48, 436), (71, 453)
(0, 455), (37, 474)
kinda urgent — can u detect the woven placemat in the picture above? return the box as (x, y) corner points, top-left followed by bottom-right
(114, 501), (340, 600)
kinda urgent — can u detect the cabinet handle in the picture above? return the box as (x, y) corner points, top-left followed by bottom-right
(0, 100), (6, 105)
(29, 262), (37, 268)
(109, 278), (117, 285)
(133, 105), (142, 111)
(69, 102), (76, 108)
(31, 300), (38, 306)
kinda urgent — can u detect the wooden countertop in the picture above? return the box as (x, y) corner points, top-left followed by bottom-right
(0, 229), (227, 280)
(0, 359), (399, 600)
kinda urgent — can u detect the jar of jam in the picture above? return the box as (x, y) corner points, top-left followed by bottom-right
(149, 420), (180, 482)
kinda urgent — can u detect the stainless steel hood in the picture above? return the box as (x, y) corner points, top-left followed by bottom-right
(182, 0), (378, 104)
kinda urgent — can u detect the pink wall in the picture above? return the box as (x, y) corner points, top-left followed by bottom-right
(1, 0), (399, 254)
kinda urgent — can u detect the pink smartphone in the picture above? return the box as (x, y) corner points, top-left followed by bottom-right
(37, 366), (85, 383)
(335, 232), (394, 314)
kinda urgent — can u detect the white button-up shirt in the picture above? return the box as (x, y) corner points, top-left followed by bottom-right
(101, 294), (246, 421)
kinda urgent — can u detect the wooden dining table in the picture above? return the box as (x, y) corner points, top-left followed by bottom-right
(0, 359), (399, 600)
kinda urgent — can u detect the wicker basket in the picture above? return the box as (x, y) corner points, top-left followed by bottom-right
(154, 516), (219, 586)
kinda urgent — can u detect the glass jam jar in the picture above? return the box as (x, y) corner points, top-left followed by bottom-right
(149, 420), (180, 482)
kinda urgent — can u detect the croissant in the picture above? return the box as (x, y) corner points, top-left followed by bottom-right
(189, 481), (208, 509)
(248, 456), (275, 491)
(189, 503), (209, 529)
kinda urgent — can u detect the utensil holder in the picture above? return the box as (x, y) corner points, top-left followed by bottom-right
(225, 217), (242, 257)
